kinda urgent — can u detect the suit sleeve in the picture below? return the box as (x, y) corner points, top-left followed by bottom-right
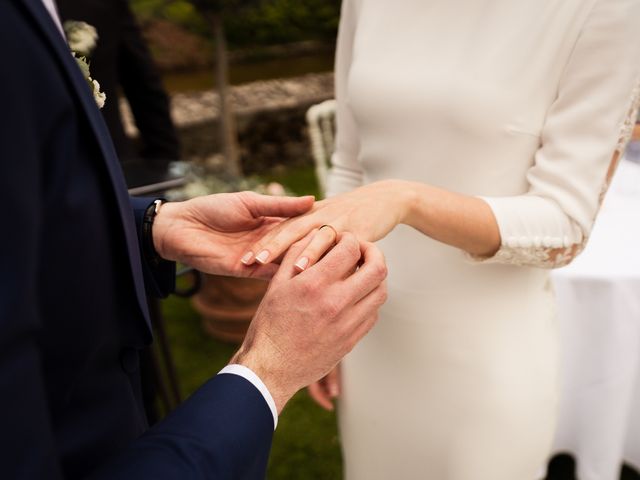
(0, 4), (65, 479)
(116, 0), (180, 164)
(90, 374), (274, 480)
(131, 196), (176, 298)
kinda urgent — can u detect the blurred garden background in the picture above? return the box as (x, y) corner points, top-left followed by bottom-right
(127, 1), (345, 478)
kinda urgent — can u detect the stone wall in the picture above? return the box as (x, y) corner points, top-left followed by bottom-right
(122, 72), (334, 174)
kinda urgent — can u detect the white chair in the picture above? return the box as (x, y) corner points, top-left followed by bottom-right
(306, 99), (337, 198)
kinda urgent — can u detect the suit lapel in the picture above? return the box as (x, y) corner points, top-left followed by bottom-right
(19, 0), (151, 330)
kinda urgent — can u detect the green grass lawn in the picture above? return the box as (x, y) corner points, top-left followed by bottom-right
(260, 163), (323, 200)
(159, 165), (342, 478)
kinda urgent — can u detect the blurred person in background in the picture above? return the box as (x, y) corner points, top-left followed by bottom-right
(242, 0), (640, 479)
(57, 0), (183, 424)
(57, 0), (180, 172)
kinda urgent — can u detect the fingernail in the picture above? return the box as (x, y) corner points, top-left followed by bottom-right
(255, 250), (270, 264)
(330, 386), (339, 397)
(294, 257), (309, 271)
(241, 252), (254, 265)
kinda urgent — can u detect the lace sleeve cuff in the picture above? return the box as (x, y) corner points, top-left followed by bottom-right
(468, 195), (586, 268)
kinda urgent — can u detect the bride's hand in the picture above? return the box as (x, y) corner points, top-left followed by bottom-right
(241, 180), (412, 270)
(308, 365), (341, 411)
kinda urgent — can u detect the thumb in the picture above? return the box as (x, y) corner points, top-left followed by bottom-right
(247, 193), (315, 219)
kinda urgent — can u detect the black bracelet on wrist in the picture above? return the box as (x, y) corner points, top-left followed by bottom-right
(142, 199), (165, 267)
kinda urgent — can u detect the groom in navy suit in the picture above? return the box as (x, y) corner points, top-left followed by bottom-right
(0, 1), (388, 478)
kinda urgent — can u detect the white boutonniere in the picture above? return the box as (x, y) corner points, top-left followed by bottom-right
(63, 20), (106, 109)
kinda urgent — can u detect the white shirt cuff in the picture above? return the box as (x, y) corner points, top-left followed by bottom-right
(218, 364), (278, 430)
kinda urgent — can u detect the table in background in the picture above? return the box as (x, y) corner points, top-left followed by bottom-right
(550, 157), (640, 480)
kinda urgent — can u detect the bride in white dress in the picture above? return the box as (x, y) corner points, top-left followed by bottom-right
(242, 0), (640, 478)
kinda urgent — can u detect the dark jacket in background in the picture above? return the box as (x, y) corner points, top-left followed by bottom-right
(57, 0), (181, 167)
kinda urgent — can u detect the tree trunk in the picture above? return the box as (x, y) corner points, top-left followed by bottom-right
(212, 13), (242, 177)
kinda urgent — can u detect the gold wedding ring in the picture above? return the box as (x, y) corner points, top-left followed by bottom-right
(319, 224), (339, 239)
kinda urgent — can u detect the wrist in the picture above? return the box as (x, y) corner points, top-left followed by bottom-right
(141, 199), (168, 267)
(152, 201), (180, 261)
(230, 347), (296, 414)
(380, 179), (419, 226)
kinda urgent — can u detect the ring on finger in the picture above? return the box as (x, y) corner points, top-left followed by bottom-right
(319, 224), (339, 241)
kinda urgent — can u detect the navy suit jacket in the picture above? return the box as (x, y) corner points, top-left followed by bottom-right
(0, 1), (273, 478)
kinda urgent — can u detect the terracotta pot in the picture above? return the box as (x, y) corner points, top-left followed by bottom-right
(192, 273), (268, 344)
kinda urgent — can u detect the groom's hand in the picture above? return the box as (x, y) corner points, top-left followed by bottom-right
(151, 192), (314, 279)
(230, 232), (388, 413)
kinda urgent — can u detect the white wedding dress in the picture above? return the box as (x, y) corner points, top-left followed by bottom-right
(327, 1), (640, 479)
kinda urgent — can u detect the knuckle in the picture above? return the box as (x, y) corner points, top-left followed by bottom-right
(366, 244), (387, 278)
(237, 190), (257, 203)
(336, 318), (352, 337)
(298, 280), (316, 298)
(244, 190), (259, 198)
(321, 297), (342, 319)
(321, 295), (345, 320)
(340, 234), (360, 258)
(374, 261), (388, 280)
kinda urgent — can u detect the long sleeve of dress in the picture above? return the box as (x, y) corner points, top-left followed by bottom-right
(476, 0), (640, 268)
(326, 0), (363, 197)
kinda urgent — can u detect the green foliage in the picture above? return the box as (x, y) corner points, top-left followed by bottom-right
(130, 0), (341, 48)
(131, 0), (209, 35)
(129, 0), (166, 19)
(163, 1), (200, 26)
(225, 0), (341, 46)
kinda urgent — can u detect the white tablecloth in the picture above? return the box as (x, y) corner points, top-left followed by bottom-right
(551, 157), (640, 480)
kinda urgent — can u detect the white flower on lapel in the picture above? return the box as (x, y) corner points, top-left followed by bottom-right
(92, 80), (106, 109)
(64, 21), (106, 110)
(64, 21), (98, 57)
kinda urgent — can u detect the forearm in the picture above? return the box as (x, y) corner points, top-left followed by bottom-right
(399, 181), (501, 258)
